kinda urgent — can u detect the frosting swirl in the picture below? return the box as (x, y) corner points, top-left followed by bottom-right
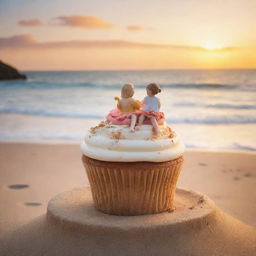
(81, 121), (185, 162)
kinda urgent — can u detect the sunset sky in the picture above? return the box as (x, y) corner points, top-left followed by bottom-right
(0, 0), (255, 70)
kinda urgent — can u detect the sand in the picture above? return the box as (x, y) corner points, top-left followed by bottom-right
(0, 143), (256, 255)
(0, 142), (255, 234)
(0, 187), (255, 256)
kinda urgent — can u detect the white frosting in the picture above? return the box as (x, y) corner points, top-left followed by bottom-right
(81, 122), (185, 162)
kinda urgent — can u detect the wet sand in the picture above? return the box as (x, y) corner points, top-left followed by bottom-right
(0, 142), (255, 236)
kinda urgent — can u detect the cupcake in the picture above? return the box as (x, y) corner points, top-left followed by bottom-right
(81, 83), (185, 215)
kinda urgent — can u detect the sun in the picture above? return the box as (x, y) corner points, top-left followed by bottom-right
(203, 43), (218, 51)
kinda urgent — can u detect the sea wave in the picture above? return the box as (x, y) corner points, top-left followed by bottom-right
(166, 116), (256, 124)
(1, 108), (256, 124)
(0, 109), (104, 119)
(1, 80), (253, 91)
(206, 103), (256, 109)
(184, 143), (256, 151)
(231, 143), (256, 151)
(174, 102), (256, 110)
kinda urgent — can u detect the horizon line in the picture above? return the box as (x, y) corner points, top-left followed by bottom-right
(21, 68), (256, 72)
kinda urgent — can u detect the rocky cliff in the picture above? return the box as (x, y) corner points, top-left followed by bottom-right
(0, 60), (27, 80)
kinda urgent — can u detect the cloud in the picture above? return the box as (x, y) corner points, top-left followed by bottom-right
(51, 15), (114, 29)
(127, 25), (153, 31)
(0, 34), (36, 47)
(18, 19), (43, 26)
(0, 34), (238, 52)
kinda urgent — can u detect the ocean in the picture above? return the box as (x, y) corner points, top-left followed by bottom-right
(0, 69), (255, 151)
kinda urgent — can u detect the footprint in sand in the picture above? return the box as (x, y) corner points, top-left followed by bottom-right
(198, 162), (208, 166)
(244, 172), (253, 178)
(24, 202), (42, 207)
(8, 184), (29, 189)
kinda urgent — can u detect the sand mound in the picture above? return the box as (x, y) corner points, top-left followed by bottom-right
(1, 187), (256, 256)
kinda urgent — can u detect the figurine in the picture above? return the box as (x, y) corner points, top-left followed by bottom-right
(135, 83), (162, 136)
(109, 83), (141, 132)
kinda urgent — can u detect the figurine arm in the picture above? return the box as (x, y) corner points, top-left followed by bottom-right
(117, 101), (122, 111)
(114, 97), (122, 111)
(158, 98), (161, 110)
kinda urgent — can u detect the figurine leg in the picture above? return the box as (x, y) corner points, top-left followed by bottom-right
(135, 115), (145, 131)
(150, 117), (160, 136)
(130, 114), (137, 132)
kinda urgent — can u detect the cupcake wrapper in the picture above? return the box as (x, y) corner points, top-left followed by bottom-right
(82, 155), (184, 216)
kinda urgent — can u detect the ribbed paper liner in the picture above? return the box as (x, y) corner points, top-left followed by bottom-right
(82, 155), (184, 215)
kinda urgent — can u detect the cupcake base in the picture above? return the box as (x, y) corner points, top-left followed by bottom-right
(82, 155), (184, 215)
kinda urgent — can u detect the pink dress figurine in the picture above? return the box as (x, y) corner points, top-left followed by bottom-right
(107, 83), (141, 132)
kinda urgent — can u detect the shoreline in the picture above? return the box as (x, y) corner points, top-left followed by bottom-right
(0, 140), (255, 155)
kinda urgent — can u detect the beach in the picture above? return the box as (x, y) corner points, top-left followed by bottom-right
(0, 69), (256, 242)
(1, 1), (256, 253)
(1, 142), (255, 236)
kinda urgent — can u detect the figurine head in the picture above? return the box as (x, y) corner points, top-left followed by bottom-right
(146, 83), (161, 96)
(121, 83), (134, 98)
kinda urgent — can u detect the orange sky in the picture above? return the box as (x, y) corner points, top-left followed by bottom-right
(0, 0), (255, 70)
